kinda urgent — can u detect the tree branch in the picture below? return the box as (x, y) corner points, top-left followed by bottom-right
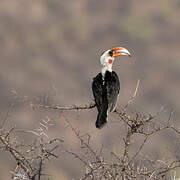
(31, 102), (96, 111)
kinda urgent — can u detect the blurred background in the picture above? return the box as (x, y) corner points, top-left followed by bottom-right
(0, 0), (180, 179)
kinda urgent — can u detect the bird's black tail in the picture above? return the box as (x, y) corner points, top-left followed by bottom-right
(95, 109), (108, 129)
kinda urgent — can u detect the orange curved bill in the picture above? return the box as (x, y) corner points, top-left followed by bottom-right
(112, 47), (131, 57)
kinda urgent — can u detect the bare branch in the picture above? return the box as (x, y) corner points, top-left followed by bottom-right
(31, 102), (96, 111)
(124, 79), (140, 108)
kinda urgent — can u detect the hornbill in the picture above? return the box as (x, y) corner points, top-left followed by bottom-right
(92, 47), (131, 128)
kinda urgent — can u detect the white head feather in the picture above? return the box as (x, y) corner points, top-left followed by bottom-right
(100, 50), (115, 76)
(100, 47), (131, 76)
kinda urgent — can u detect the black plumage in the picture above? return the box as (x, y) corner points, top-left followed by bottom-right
(92, 71), (120, 128)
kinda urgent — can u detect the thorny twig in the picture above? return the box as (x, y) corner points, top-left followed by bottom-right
(62, 114), (116, 179)
(124, 79), (140, 109)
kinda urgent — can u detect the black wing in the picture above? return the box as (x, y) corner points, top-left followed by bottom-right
(105, 71), (120, 112)
(92, 73), (103, 112)
(92, 73), (108, 128)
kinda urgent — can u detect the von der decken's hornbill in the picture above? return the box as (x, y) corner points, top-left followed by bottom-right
(92, 47), (131, 128)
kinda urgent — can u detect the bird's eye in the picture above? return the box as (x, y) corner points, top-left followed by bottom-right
(109, 50), (114, 57)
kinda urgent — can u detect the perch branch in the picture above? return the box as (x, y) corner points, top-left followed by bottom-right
(31, 102), (96, 111)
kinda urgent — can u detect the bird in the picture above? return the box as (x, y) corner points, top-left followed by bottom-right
(92, 47), (131, 129)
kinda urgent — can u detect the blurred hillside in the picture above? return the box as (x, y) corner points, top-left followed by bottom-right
(0, 0), (180, 179)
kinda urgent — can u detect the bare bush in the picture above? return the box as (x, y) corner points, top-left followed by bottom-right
(0, 111), (63, 180)
(1, 85), (180, 179)
(54, 105), (179, 180)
